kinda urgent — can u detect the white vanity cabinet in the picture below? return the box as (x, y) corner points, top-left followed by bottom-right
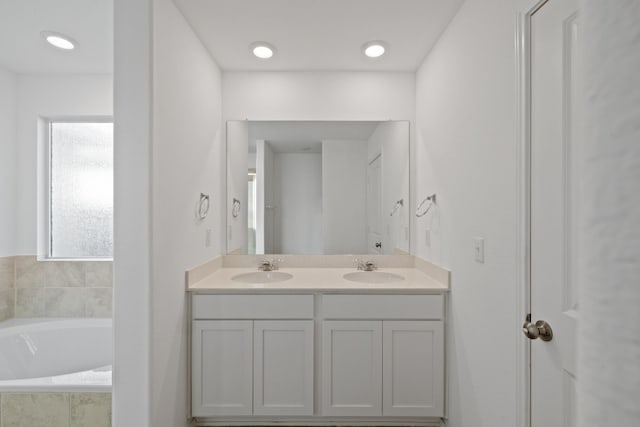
(190, 292), (445, 423)
(253, 320), (314, 416)
(322, 320), (383, 415)
(382, 320), (444, 417)
(191, 295), (315, 417)
(321, 294), (445, 418)
(192, 320), (253, 416)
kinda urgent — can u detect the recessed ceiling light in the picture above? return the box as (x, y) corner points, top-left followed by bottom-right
(41, 31), (76, 50)
(250, 42), (276, 59)
(362, 41), (387, 58)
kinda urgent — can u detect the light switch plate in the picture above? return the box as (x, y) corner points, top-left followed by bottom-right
(473, 237), (485, 263)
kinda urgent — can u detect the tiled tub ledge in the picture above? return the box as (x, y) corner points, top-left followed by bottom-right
(0, 392), (111, 427)
(0, 318), (113, 426)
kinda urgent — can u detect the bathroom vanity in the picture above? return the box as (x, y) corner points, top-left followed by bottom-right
(187, 256), (449, 426)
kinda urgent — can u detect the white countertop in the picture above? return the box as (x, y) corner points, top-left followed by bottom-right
(187, 267), (449, 294)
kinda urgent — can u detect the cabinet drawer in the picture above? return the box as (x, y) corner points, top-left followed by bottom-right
(192, 294), (314, 319)
(322, 294), (443, 320)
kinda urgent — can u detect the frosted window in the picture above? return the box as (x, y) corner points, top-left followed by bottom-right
(50, 122), (113, 258)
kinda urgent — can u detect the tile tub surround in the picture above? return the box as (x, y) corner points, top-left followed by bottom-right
(0, 257), (15, 322)
(9, 257), (112, 319)
(0, 392), (111, 427)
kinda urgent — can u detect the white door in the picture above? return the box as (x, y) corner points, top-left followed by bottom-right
(253, 320), (314, 416)
(321, 320), (382, 416)
(367, 154), (383, 254)
(382, 321), (444, 417)
(530, 0), (580, 425)
(192, 320), (253, 416)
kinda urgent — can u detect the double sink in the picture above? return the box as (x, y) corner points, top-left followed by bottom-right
(231, 270), (405, 285)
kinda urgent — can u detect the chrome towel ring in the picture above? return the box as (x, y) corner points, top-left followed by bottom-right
(390, 199), (404, 216)
(416, 194), (436, 217)
(197, 193), (210, 220)
(232, 198), (241, 218)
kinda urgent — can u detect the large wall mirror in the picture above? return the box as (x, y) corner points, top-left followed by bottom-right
(226, 121), (410, 255)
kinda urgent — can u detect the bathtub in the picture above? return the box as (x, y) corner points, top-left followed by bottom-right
(0, 318), (112, 392)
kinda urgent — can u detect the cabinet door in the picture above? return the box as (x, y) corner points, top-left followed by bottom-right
(192, 320), (253, 416)
(321, 320), (382, 416)
(382, 321), (444, 417)
(254, 320), (314, 415)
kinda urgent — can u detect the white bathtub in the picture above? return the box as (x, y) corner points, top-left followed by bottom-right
(0, 318), (112, 392)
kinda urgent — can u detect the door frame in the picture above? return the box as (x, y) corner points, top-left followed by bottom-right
(515, 1), (550, 427)
(367, 152), (383, 254)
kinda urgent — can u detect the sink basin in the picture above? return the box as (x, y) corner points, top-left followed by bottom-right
(343, 271), (405, 284)
(231, 271), (293, 284)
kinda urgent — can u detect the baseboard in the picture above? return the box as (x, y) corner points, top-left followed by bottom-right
(192, 417), (443, 427)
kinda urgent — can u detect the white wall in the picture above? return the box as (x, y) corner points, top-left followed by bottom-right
(274, 152), (323, 254)
(223, 72), (415, 122)
(322, 140), (368, 254)
(151, 0), (223, 426)
(113, 0), (152, 424)
(15, 74), (113, 255)
(0, 67), (17, 257)
(414, 0), (519, 426)
(578, 1), (640, 426)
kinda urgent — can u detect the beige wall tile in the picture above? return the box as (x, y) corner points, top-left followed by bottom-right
(44, 288), (87, 317)
(10, 257), (113, 319)
(1, 393), (70, 427)
(14, 256), (45, 288)
(70, 393), (112, 427)
(84, 262), (113, 287)
(45, 261), (84, 287)
(0, 289), (15, 321)
(16, 258), (85, 288)
(15, 289), (45, 317)
(85, 288), (113, 318)
(0, 256), (14, 291)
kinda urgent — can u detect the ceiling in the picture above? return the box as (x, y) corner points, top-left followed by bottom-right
(0, 0), (462, 75)
(248, 121), (380, 153)
(173, 0), (464, 71)
(0, 0), (113, 74)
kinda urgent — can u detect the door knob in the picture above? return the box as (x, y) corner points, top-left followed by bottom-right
(522, 314), (553, 341)
(375, 242), (382, 248)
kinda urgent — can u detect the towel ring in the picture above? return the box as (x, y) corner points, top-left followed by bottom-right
(197, 193), (210, 220)
(232, 198), (241, 218)
(416, 194), (436, 218)
(390, 199), (404, 216)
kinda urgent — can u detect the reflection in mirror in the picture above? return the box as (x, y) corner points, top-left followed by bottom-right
(227, 121), (409, 255)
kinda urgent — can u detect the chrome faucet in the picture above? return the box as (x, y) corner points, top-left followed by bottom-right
(259, 259), (280, 271)
(355, 259), (377, 271)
